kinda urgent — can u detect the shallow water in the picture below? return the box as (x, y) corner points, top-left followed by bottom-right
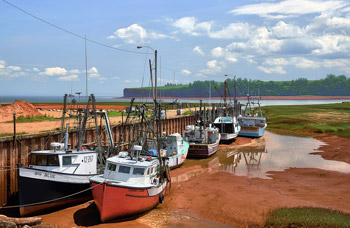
(172, 131), (350, 181)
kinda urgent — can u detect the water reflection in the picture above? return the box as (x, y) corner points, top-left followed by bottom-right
(172, 131), (350, 181)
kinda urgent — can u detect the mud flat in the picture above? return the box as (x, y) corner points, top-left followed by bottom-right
(37, 134), (350, 228)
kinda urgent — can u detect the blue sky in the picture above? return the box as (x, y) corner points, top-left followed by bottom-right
(0, 0), (349, 96)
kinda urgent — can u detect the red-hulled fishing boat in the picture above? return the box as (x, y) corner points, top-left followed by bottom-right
(90, 145), (169, 222)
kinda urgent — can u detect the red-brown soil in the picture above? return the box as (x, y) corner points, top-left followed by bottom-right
(0, 101), (42, 122)
(38, 136), (350, 228)
(34, 104), (126, 111)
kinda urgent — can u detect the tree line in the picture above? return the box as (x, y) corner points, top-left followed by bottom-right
(123, 74), (350, 97)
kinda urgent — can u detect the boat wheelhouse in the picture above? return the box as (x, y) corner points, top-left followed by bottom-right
(213, 116), (240, 142)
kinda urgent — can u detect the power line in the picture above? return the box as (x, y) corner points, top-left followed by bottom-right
(2, 0), (147, 55)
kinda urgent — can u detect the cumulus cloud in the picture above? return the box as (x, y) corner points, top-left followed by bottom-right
(173, 17), (212, 36)
(40, 67), (67, 76)
(8, 66), (21, 71)
(0, 60), (6, 69)
(181, 69), (191, 75)
(57, 74), (79, 81)
(229, 0), (347, 18)
(198, 60), (226, 76)
(108, 24), (171, 44)
(258, 66), (286, 74)
(209, 22), (254, 39)
(87, 67), (107, 81)
(211, 47), (223, 58)
(110, 76), (120, 80)
(193, 46), (205, 56)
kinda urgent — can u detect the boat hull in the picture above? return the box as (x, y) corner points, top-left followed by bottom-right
(167, 142), (189, 169)
(18, 168), (93, 216)
(219, 132), (238, 142)
(238, 126), (266, 138)
(187, 139), (220, 158)
(90, 181), (168, 222)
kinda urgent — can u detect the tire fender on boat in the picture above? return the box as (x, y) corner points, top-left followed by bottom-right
(159, 193), (164, 204)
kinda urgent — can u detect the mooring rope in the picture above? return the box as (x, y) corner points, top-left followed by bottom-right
(0, 181), (105, 209)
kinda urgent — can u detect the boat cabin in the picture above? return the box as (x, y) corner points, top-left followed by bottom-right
(238, 116), (266, 128)
(160, 133), (184, 156)
(103, 151), (159, 186)
(28, 142), (98, 174)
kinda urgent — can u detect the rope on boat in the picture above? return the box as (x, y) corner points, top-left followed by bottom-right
(0, 181), (105, 209)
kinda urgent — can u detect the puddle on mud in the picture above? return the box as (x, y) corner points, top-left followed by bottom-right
(172, 131), (350, 181)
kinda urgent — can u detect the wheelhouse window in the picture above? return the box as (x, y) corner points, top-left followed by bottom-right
(133, 167), (145, 175)
(107, 163), (117, 171)
(118, 166), (131, 174)
(29, 154), (59, 166)
(63, 156), (72, 165)
(47, 155), (59, 166)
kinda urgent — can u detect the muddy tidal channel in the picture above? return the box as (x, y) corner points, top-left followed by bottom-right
(41, 131), (350, 228)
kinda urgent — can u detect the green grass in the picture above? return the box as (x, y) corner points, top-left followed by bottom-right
(7, 114), (56, 123)
(265, 207), (350, 228)
(263, 102), (350, 138)
(0, 132), (26, 137)
(183, 110), (193, 115)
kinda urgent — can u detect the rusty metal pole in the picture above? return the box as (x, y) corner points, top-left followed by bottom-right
(13, 112), (16, 148)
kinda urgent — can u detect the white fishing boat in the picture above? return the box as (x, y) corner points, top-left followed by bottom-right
(18, 94), (112, 216)
(213, 116), (240, 142)
(159, 133), (189, 169)
(238, 96), (267, 138)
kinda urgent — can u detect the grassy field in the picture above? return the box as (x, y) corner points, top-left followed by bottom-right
(263, 102), (350, 138)
(265, 207), (350, 228)
(7, 114), (56, 123)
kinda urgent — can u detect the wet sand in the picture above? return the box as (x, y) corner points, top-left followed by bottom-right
(37, 135), (350, 228)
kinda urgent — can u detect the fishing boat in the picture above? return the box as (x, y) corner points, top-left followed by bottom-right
(183, 124), (220, 158)
(18, 94), (112, 216)
(238, 96), (267, 137)
(213, 115), (240, 142)
(158, 133), (189, 169)
(90, 145), (169, 222)
(212, 77), (240, 142)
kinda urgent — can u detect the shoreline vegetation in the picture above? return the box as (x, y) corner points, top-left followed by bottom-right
(123, 74), (350, 98)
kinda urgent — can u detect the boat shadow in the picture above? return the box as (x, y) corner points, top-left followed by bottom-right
(73, 201), (150, 226)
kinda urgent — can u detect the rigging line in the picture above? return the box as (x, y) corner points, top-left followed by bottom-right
(2, 0), (148, 55)
(0, 181), (104, 209)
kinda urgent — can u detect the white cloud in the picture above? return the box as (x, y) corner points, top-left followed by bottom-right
(109, 24), (171, 44)
(110, 76), (120, 80)
(207, 60), (217, 69)
(211, 47), (223, 58)
(193, 46), (205, 56)
(8, 66), (21, 71)
(312, 34), (350, 55)
(69, 69), (80, 74)
(271, 21), (303, 39)
(209, 22), (254, 39)
(229, 0), (347, 18)
(181, 69), (191, 75)
(57, 74), (79, 81)
(263, 57), (320, 69)
(258, 66), (286, 74)
(32, 67), (40, 72)
(40, 67), (67, 76)
(198, 60), (226, 76)
(323, 58), (350, 72)
(0, 60), (5, 69)
(173, 17), (212, 36)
